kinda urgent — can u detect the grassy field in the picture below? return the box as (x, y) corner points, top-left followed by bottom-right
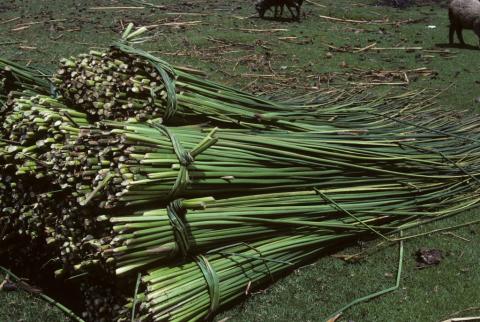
(0, 270), (70, 321)
(1, 0), (480, 321)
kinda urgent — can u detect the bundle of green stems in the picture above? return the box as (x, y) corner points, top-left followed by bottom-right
(53, 43), (436, 132)
(137, 234), (356, 321)
(2, 33), (480, 321)
(108, 182), (480, 277)
(47, 113), (480, 211)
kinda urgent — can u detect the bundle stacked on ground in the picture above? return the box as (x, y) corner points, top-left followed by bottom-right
(33, 106), (480, 208)
(2, 28), (480, 322)
(109, 181), (480, 277)
(0, 62), (57, 255)
(0, 58), (50, 102)
(136, 234), (352, 321)
(53, 43), (428, 132)
(5, 103), (478, 281)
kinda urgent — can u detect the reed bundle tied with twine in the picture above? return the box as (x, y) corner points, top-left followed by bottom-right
(108, 181), (480, 277)
(53, 36), (425, 132)
(2, 24), (480, 322)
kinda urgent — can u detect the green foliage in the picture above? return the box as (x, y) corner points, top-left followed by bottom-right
(0, 273), (72, 322)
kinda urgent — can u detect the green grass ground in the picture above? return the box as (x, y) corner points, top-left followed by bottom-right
(0, 271), (70, 321)
(1, 0), (480, 321)
(216, 210), (480, 322)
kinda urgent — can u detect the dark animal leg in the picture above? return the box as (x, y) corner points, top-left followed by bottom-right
(449, 24), (455, 44)
(259, 8), (265, 18)
(274, 5), (278, 18)
(286, 5), (296, 20)
(456, 27), (465, 45)
(448, 9), (455, 44)
(296, 5), (300, 21)
(279, 5), (284, 17)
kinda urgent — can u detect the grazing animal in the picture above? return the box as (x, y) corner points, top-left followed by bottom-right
(448, 0), (480, 47)
(255, 0), (304, 21)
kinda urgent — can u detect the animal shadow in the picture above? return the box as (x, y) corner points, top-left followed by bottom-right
(257, 16), (299, 22)
(436, 43), (480, 50)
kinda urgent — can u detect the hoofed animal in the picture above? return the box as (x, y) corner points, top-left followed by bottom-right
(255, 0), (304, 21)
(255, 0), (282, 18)
(448, 0), (480, 46)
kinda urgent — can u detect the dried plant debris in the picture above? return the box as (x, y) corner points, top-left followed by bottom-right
(416, 248), (443, 268)
(0, 277), (17, 292)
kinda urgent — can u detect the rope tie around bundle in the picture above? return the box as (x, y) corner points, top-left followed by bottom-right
(148, 121), (218, 200)
(166, 199), (191, 259)
(148, 122), (194, 200)
(195, 255), (220, 316)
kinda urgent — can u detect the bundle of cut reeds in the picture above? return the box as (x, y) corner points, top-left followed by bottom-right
(2, 25), (480, 322)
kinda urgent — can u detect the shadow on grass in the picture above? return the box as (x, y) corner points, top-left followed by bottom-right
(256, 16), (300, 23)
(436, 43), (480, 50)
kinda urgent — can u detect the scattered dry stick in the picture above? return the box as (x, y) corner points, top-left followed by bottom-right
(328, 44), (422, 52)
(355, 42), (377, 52)
(0, 17), (20, 25)
(88, 6), (145, 10)
(367, 46), (422, 51)
(11, 25), (31, 32)
(14, 19), (67, 27)
(306, 0), (326, 7)
(159, 21), (203, 27)
(318, 15), (416, 25)
(232, 28), (289, 33)
(127, 0), (165, 9)
(441, 232), (471, 242)
(18, 46), (37, 50)
(443, 308), (480, 321)
(166, 12), (209, 16)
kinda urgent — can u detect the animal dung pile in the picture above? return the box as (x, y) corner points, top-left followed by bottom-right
(2, 25), (480, 321)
